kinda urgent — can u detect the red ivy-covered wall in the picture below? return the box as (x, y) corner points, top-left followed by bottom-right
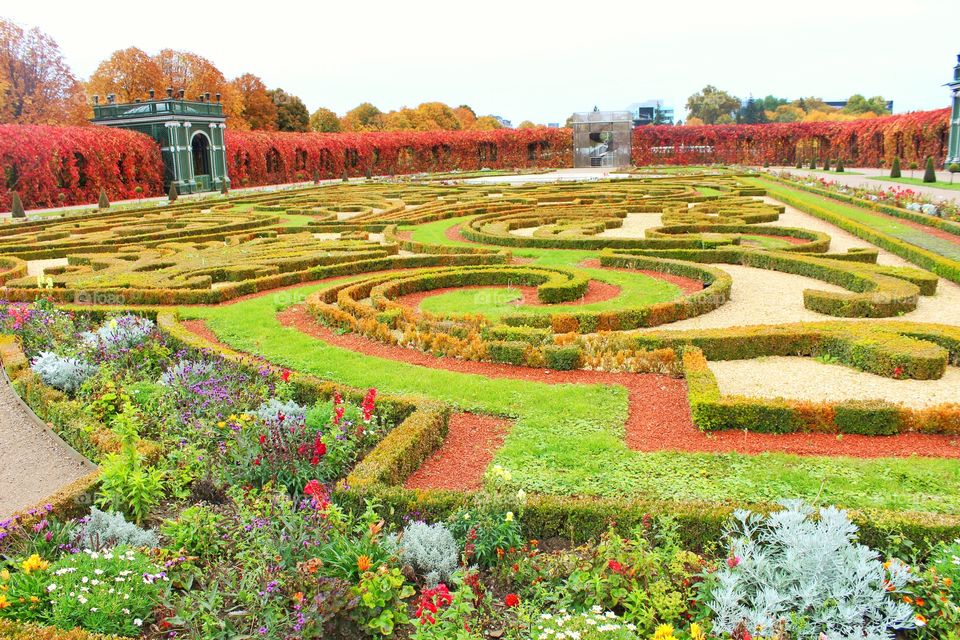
(632, 108), (952, 168)
(223, 127), (573, 187)
(0, 124), (165, 211)
(1, 109), (952, 212)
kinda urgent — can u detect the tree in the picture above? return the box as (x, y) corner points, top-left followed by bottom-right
(469, 116), (503, 130)
(651, 101), (670, 125)
(760, 95), (787, 111)
(685, 117), (705, 126)
(155, 49), (226, 100)
(685, 85), (741, 125)
(228, 73), (277, 130)
(517, 120), (537, 129)
(923, 156), (936, 183)
(341, 102), (383, 131)
(268, 88), (309, 132)
(842, 94), (890, 116)
(949, 163), (960, 184)
(87, 47), (164, 103)
(453, 105), (476, 129)
(890, 156), (901, 178)
(310, 107), (341, 132)
(0, 18), (85, 125)
(716, 114), (735, 125)
(737, 96), (768, 124)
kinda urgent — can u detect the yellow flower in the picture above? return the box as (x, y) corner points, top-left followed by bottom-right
(0, 594), (9, 609)
(690, 623), (706, 640)
(0, 569), (9, 582)
(653, 624), (676, 640)
(505, 512), (514, 522)
(20, 554), (49, 575)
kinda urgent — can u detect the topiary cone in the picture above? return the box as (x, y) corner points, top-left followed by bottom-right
(823, 157), (830, 171)
(98, 188), (110, 209)
(795, 157), (802, 169)
(11, 191), (25, 218)
(809, 157), (816, 170)
(890, 157), (901, 178)
(168, 182), (178, 202)
(220, 179), (229, 195)
(836, 158), (844, 173)
(923, 157), (936, 183)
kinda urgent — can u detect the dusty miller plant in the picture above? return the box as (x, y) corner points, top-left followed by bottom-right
(395, 521), (459, 587)
(707, 500), (915, 640)
(77, 507), (158, 550)
(30, 351), (97, 393)
(250, 398), (307, 425)
(81, 314), (155, 350)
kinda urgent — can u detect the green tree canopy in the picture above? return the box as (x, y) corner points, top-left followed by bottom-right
(309, 107), (341, 132)
(686, 85), (741, 125)
(842, 94), (891, 116)
(268, 88), (309, 132)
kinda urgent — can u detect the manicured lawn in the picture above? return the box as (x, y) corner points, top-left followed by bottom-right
(753, 178), (960, 261)
(180, 284), (960, 513)
(870, 176), (960, 191)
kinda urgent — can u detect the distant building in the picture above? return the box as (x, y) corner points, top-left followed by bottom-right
(547, 122), (560, 128)
(627, 100), (674, 126)
(824, 99), (894, 112)
(489, 115), (513, 128)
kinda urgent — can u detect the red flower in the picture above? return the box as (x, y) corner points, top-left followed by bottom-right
(727, 555), (741, 569)
(252, 456), (261, 466)
(893, 366), (904, 378)
(333, 405), (344, 425)
(504, 593), (520, 608)
(608, 559), (625, 574)
(258, 434), (266, 445)
(280, 369), (291, 383)
(314, 437), (326, 457)
(310, 456), (320, 466)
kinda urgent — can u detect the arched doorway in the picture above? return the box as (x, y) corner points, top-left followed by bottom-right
(191, 132), (211, 183)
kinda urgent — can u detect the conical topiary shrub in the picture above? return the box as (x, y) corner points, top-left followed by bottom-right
(312, 170), (320, 185)
(923, 157), (936, 183)
(823, 158), (830, 171)
(795, 157), (803, 169)
(168, 183), (178, 202)
(890, 157), (901, 178)
(220, 179), (229, 195)
(836, 158), (844, 173)
(98, 188), (110, 209)
(11, 191), (25, 219)
(809, 157), (817, 170)
(342, 169), (349, 182)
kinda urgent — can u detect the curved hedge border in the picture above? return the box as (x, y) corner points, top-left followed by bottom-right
(753, 176), (960, 285)
(683, 346), (960, 436)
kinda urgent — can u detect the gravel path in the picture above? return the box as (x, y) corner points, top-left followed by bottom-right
(0, 372), (95, 519)
(710, 357), (960, 408)
(597, 213), (663, 238)
(26, 258), (68, 277)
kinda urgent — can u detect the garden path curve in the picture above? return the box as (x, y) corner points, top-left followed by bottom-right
(0, 369), (95, 519)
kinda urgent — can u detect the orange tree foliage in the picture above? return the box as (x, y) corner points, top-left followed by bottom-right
(86, 47), (164, 103)
(0, 124), (164, 210)
(224, 127), (573, 186)
(229, 73), (278, 131)
(633, 108), (951, 167)
(0, 18), (86, 125)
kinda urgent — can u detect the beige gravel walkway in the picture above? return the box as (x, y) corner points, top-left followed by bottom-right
(0, 372), (95, 519)
(710, 357), (960, 408)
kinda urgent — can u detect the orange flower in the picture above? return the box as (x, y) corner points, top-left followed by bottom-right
(903, 595), (913, 604)
(292, 592), (304, 603)
(369, 521), (384, 538)
(357, 555), (372, 572)
(915, 598), (925, 607)
(0, 594), (9, 609)
(944, 577), (953, 587)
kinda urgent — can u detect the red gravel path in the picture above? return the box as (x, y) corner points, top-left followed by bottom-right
(444, 224), (475, 244)
(405, 413), (512, 491)
(259, 307), (960, 459)
(579, 259), (703, 294)
(394, 280), (621, 310)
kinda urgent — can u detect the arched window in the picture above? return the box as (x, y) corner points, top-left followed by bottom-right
(294, 148), (308, 171)
(191, 133), (211, 176)
(265, 147), (283, 176)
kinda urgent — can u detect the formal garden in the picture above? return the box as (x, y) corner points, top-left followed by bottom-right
(1, 163), (960, 639)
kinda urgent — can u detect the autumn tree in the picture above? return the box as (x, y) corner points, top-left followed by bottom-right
(0, 18), (85, 124)
(468, 115), (503, 130)
(228, 73), (277, 130)
(268, 88), (309, 132)
(87, 47), (163, 103)
(453, 105), (476, 129)
(341, 102), (384, 131)
(685, 85), (741, 125)
(517, 120), (537, 129)
(310, 107), (341, 132)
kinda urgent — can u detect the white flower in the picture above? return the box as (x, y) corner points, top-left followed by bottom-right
(46, 583), (57, 592)
(134, 619), (143, 627)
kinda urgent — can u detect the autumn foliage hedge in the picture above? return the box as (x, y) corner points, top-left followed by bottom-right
(1, 108), (952, 211)
(633, 108), (952, 167)
(0, 124), (164, 211)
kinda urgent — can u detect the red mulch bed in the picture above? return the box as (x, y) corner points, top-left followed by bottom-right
(874, 210), (960, 247)
(579, 259), (703, 294)
(264, 307), (960, 459)
(394, 280), (621, 311)
(444, 224), (477, 244)
(405, 413), (512, 491)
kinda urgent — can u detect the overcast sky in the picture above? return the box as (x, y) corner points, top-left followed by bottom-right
(5, 0), (959, 124)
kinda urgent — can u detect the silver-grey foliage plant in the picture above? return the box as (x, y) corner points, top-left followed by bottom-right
(30, 351), (97, 393)
(77, 507), (158, 550)
(399, 521), (459, 588)
(707, 500), (915, 640)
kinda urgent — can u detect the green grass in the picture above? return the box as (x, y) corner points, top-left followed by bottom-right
(870, 176), (960, 191)
(179, 282), (960, 513)
(754, 178), (960, 261)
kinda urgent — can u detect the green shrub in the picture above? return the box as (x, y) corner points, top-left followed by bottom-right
(11, 191), (25, 218)
(487, 340), (528, 365)
(97, 188), (109, 210)
(543, 344), (583, 370)
(834, 399), (901, 435)
(836, 158), (844, 173)
(167, 182), (178, 202)
(809, 156), (816, 170)
(823, 157), (830, 171)
(923, 156), (936, 183)
(161, 504), (226, 557)
(890, 157), (901, 178)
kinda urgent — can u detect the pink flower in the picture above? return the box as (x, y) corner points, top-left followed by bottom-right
(727, 555), (741, 569)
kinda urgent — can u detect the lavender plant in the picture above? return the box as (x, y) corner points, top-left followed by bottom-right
(706, 500), (916, 639)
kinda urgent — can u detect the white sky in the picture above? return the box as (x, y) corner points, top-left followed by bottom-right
(4, 0), (958, 124)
